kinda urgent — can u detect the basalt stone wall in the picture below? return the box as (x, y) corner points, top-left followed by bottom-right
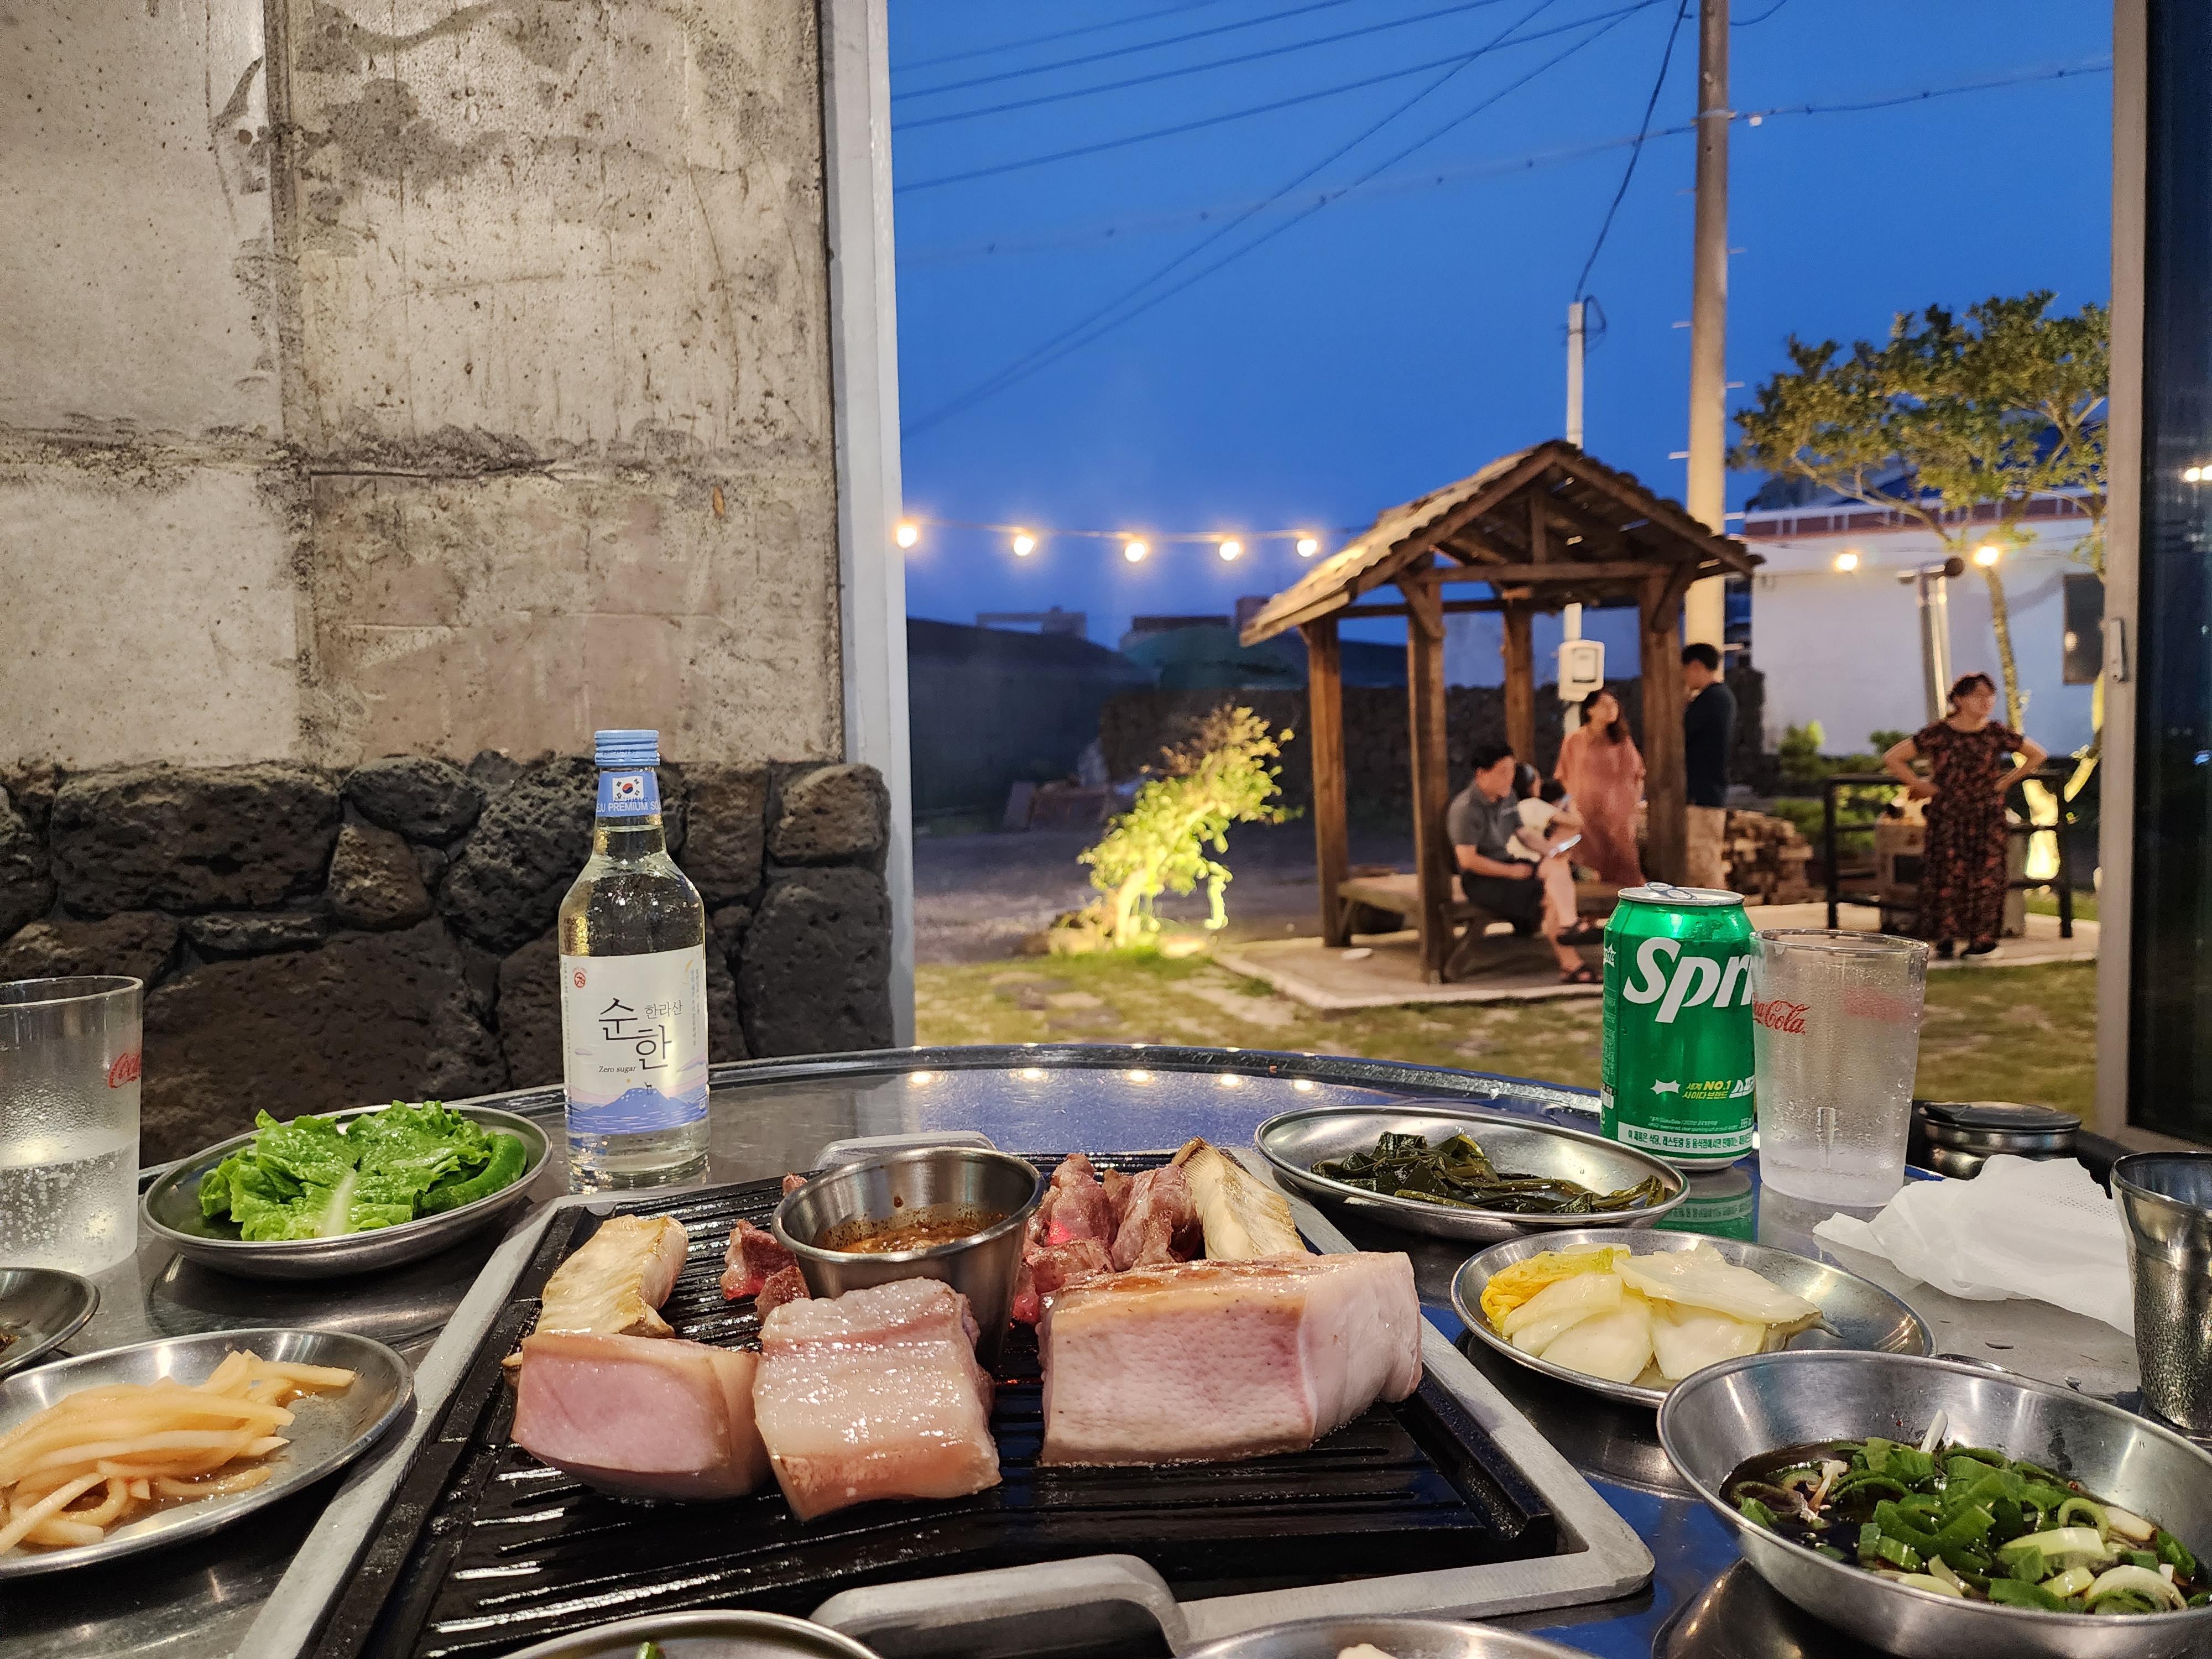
(0, 757), (893, 1163)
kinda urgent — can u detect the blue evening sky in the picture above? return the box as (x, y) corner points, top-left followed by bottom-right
(888, 0), (2113, 648)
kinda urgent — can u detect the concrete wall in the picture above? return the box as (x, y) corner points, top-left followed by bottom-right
(1, 0), (846, 773)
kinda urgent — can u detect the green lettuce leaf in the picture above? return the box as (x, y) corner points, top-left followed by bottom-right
(249, 1109), (358, 1190)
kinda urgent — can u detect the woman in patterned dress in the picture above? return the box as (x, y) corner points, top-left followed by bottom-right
(1556, 687), (1646, 886)
(1881, 673), (2047, 957)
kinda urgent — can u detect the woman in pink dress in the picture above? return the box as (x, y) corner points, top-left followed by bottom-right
(1555, 688), (1646, 885)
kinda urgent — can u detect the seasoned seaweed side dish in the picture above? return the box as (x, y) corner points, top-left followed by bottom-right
(1727, 1429), (2208, 1614)
(1313, 1130), (1668, 1215)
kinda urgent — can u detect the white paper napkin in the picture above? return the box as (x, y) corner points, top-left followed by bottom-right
(1812, 1154), (2133, 1334)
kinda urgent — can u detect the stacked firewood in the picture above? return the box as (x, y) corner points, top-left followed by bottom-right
(1723, 810), (1815, 904)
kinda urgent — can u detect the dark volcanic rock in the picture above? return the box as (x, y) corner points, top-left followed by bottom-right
(343, 757), (483, 843)
(328, 825), (433, 928)
(707, 902), (750, 973)
(141, 920), (506, 1162)
(439, 757), (596, 952)
(681, 765), (769, 903)
(704, 910), (748, 1062)
(0, 912), (180, 985)
(767, 764), (888, 868)
(738, 869), (891, 1057)
(0, 763), (62, 839)
(465, 749), (525, 795)
(49, 763), (340, 915)
(0, 802), (53, 938)
(181, 912), (330, 959)
(495, 931), (560, 1088)
(412, 844), (449, 892)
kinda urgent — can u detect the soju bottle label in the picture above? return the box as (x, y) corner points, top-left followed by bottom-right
(596, 767), (662, 818)
(559, 946), (708, 1131)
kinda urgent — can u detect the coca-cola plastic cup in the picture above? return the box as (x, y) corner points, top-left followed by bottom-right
(0, 975), (143, 1274)
(1749, 930), (1928, 1205)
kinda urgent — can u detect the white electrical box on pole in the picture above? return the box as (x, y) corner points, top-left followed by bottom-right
(1567, 300), (1586, 448)
(1683, 0), (1729, 650)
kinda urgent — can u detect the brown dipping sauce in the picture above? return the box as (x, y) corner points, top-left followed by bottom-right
(820, 1205), (1005, 1255)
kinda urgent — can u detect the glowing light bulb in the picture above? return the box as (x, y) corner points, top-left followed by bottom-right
(1218, 539), (1242, 561)
(1296, 536), (1319, 557)
(2189, 467), (2205, 483)
(1012, 531), (1035, 556)
(1974, 544), (2001, 567)
(1833, 551), (1859, 573)
(1123, 539), (1147, 563)
(894, 520), (920, 549)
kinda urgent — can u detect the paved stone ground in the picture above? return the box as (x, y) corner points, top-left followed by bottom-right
(912, 822), (1415, 964)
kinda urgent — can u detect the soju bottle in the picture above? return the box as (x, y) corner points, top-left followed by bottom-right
(557, 729), (709, 1189)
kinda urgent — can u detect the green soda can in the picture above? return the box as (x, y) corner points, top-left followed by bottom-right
(1600, 883), (1755, 1168)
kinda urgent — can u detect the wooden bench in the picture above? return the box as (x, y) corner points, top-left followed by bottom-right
(1337, 870), (1620, 982)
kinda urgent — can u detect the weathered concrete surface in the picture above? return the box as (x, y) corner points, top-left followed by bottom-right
(0, 439), (304, 769)
(0, 1), (278, 434)
(304, 471), (838, 765)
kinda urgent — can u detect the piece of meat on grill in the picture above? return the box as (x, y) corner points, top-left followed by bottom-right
(1035, 1153), (1114, 1247)
(1010, 1237), (1114, 1324)
(720, 1218), (797, 1301)
(510, 1214), (690, 1371)
(510, 1332), (768, 1500)
(753, 1278), (1000, 1520)
(781, 1173), (807, 1197)
(1037, 1253), (1424, 1467)
(754, 1264), (810, 1316)
(1106, 1164), (1203, 1271)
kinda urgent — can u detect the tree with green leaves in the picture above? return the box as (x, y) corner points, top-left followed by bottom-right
(1731, 293), (2107, 737)
(1057, 705), (1293, 952)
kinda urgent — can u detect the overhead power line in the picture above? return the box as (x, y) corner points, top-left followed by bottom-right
(898, 0), (1520, 128)
(895, 53), (2114, 255)
(896, 1), (1660, 195)
(1572, 0), (1691, 299)
(898, 0), (1365, 101)
(899, 0), (1240, 75)
(906, 2), (1648, 439)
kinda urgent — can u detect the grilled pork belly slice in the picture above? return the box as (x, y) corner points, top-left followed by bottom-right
(509, 1214), (690, 1370)
(1010, 1237), (1114, 1324)
(1038, 1253), (1423, 1467)
(753, 1278), (1000, 1520)
(511, 1332), (768, 1499)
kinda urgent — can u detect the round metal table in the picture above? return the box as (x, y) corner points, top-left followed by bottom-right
(0, 1045), (2144, 1659)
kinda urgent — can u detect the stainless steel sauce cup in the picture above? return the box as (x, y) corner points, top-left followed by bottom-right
(2114, 1151), (2212, 1431)
(772, 1147), (1044, 1365)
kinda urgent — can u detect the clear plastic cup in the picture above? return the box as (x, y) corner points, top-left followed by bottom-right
(1749, 931), (1928, 1205)
(0, 977), (143, 1274)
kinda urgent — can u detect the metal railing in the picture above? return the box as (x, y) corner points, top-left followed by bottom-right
(1818, 768), (2077, 939)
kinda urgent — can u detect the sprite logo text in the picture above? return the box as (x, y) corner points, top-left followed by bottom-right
(1620, 936), (1754, 1024)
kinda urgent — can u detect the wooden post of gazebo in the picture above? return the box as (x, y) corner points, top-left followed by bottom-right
(1237, 441), (1756, 980)
(1301, 617), (1350, 946)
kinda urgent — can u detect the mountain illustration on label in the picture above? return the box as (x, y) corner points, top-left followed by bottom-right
(568, 1081), (707, 1133)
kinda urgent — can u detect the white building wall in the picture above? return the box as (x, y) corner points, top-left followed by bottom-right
(1747, 524), (2098, 758)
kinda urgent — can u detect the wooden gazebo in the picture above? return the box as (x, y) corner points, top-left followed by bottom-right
(1239, 440), (1759, 980)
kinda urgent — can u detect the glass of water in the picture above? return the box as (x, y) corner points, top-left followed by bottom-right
(1749, 931), (1928, 1206)
(0, 977), (143, 1275)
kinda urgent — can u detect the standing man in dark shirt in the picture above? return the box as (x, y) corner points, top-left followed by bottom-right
(1681, 643), (1735, 890)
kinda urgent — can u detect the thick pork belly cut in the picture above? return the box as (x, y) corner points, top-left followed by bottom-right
(753, 1277), (1000, 1520)
(512, 1332), (768, 1499)
(1038, 1254), (1423, 1467)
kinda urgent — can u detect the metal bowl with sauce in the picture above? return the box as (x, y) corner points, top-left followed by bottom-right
(772, 1146), (1044, 1363)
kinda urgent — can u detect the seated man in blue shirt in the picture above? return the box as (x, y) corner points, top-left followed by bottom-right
(1446, 743), (1599, 984)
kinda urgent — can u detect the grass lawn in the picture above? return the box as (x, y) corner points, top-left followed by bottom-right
(916, 955), (2098, 1114)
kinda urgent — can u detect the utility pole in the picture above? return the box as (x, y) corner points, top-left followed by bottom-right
(1566, 300), (1586, 447)
(1682, 0), (1729, 650)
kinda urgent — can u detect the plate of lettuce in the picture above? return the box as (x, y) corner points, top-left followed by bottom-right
(142, 1101), (550, 1280)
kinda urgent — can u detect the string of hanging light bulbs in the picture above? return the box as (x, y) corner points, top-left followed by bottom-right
(893, 515), (1330, 564)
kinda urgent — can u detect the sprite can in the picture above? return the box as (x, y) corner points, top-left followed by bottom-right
(1600, 883), (1755, 1168)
